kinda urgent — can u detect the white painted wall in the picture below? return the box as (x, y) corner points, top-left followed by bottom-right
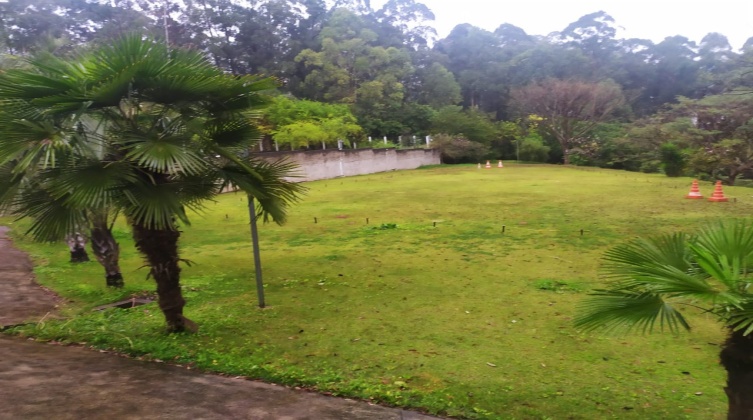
(254, 148), (440, 182)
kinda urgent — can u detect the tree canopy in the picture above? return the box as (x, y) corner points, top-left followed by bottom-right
(2, 0), (753, 173)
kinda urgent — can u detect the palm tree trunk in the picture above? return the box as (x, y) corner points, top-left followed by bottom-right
(131, 222), (197, 333)
(66, 232), (90, 263)
(720, 328), (753, 420)
(89, 213), (123, 288)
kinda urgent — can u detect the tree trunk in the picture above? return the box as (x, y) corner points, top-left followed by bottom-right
(66, 233), (90, 263)
(131, 222), (197, 333)
(720, 328), (753, 420)
(89, 214), (123, 288)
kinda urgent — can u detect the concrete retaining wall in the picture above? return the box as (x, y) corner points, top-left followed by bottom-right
(254, 148), (440, 182)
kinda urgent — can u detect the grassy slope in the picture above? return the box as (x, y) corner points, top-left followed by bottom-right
(4, 163), (745, 419)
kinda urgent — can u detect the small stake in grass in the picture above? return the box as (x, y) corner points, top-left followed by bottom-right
(580, 229), (584, 236)
(366, 218), (369, 224)
(433, 222), (436, 227)
(314, 217), (318, 224)
(502, 225), (506, 234)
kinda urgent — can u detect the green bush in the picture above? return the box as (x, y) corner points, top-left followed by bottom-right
(639, 159), (661, 173)
(430, 133), (489, 163)
(518, 133), (550, 162)
(659, 142), (686, 177)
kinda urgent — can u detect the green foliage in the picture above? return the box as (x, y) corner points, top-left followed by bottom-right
(576, 220), (753, 335)
(533, 279), (582, 293)
(266, 97), (364, 149)
(639, 160), (662, 174)
(517, 133), (550, 162)
(0, 36), (304, 238)
(430, 106), (499, 144)
(295, 9), (413, 111)
(413, 62), (461, 108)
(659, 142), (686, 177)
(645, 94), (753, 184)
(429, 133), (489, 163)
(511, 79), (627, 164)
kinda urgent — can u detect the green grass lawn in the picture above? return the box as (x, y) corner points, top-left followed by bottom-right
(4, 163), (746, 419)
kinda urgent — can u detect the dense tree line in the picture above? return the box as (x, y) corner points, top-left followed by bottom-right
(2, 0), (753, 177)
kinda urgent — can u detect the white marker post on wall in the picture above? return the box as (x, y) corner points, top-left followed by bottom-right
(383, 136), (387, 145)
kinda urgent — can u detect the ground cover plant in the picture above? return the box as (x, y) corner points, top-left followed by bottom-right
(4, 163), (746, 419)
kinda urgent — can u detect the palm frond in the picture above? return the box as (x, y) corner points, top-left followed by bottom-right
(692, 220), (753, 293)
(603, 233), (720, 300)
(727, 299), (753, 335)
(44, 161), (136, 208)
(12, 188), (86, 241)
(577, 220), (753, 337)
(123, 134), (207, 175)
(120, 182), (189, 229)
(574, 289), (691, 334)
(0, 35), (304, 243)
(203, 118), (264, 149)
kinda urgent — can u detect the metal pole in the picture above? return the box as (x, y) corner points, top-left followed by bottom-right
(248, 196), (265, 308)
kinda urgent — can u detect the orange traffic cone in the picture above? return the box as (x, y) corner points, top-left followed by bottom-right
(485, 160), (491, 169)
(685, 180), (703, 199)
(498, 160), (503, 168)
(708, 181), (729, 202)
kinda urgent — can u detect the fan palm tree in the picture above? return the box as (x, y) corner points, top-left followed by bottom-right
(1, 161), (124, 285)
(575, 220), (753, 419)
(0, 36), (303, 332)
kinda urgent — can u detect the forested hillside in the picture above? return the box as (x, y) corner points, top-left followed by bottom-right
(3, 0), (752, 180)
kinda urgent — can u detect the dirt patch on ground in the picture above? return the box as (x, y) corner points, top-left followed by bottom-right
(0, 226), (61, 328)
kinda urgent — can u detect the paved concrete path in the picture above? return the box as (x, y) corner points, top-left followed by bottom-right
(0, 227), (441, 419)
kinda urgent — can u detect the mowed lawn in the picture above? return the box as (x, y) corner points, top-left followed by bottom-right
(5, 163), (747, 419)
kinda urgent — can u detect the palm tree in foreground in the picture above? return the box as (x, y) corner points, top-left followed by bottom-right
(0, 36), (303, 332)
(575, 220), (753, 420)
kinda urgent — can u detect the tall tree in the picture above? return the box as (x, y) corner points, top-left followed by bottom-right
(511, 78), (627, 164)
(674, 94), (753, 184)
(575, 220), (753, 420)
(434, 24), (508, 116)
(0, 37), (303, 332)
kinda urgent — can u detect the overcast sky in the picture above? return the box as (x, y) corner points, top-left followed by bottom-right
(406, 0), (752, 50)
